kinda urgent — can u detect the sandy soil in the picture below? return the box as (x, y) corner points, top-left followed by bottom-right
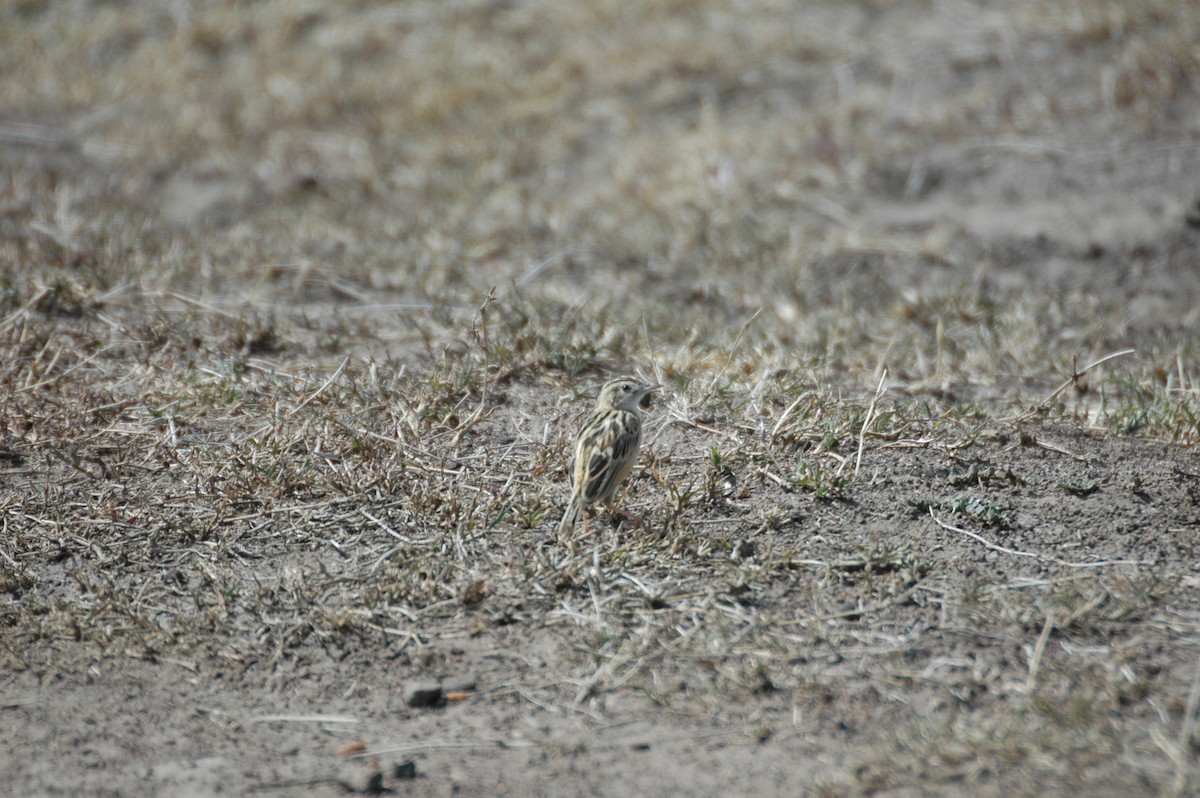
(2, 1), (1200, 796)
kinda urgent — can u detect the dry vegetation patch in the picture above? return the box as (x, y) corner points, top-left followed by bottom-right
(2, 1), (1200, 795)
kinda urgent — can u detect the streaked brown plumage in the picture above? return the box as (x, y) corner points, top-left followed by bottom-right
(557, 377), (660, 536)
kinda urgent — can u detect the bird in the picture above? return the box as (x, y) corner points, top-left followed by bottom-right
(557, 377), (660, 537)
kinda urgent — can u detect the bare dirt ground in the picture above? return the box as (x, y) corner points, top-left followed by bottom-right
(3, 1), (1200, 795)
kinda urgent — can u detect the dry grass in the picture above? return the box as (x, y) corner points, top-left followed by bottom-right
(2, 0), (1200, 795)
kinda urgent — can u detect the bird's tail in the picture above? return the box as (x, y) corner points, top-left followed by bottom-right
(557, 495), (582, 537)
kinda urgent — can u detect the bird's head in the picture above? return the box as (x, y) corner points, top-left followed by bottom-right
(597, 378), (660, 412)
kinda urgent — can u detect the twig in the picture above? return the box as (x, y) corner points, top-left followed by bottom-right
(515, 248), (584, 286)
(289, 357), (348, 416)
(360, 738), (533, 758)
(0, 287), (50, 334)
(770, 394), (807, 441)
(928, 510), (1150, 568)
(708, 307), (762, 395)
(667, 412), (741, 442)
(160, 290), (244, 319)
(0, 545), (20, 569)
(18, 346), (113, 394)
(360, 509), (408, 542)
(850, 369), (886, 478)
(247, 714), (359, 724)
(1019, 434), (1091, 462)
(1025, 612), (1056, 692)
(1012, 348), (1136, 420)
(641, 314), (664, 389)
(756, 467), (791, 490)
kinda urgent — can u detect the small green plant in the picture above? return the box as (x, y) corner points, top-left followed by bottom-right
(909, 493), (1011, 526)
(667, 479), (696, 518)
(946, 494), (1010, 527)
(794, 458), (850, 499)
(947, 464), (990, 487)
(702, 446), (736, 502)
(1058, 479), (1099, 496)
(707, 446), (723, 471)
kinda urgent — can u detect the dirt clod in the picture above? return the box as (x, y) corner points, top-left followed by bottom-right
(403, 681), (445, 709)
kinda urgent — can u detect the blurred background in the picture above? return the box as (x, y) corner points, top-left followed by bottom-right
(2, 0), (1198, 396)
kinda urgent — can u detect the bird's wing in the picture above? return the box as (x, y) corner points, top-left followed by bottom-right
(581, 413), (640, 504)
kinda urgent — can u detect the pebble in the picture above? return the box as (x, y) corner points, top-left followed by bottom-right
(403, 680), (444, 708)
(336, 762), (384, 794)
(441, 676), (477, 694)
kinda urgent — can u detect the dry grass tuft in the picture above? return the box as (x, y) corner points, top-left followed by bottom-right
(2, 1), (1200, 794)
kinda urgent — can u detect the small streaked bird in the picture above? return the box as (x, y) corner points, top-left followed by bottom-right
(557, 377), (660, 537)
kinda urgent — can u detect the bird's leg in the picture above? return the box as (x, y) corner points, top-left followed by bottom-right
(605, 501), (645, 529)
